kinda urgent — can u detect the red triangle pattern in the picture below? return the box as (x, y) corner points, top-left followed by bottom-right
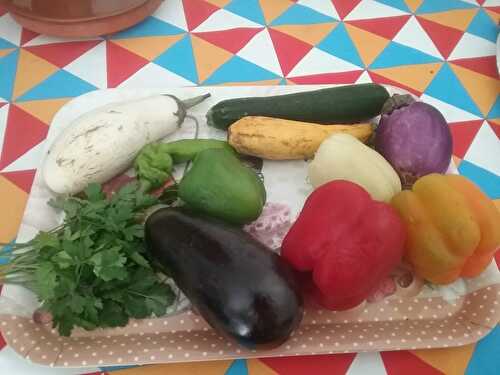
(334, 0), (363, 20)
(486, 121), (500, 139)
(381, 351), (445, 375)
(417, 17), (463, 59)
(477, 0), (486, 4)
(261, 354), (357, 375)
(450, 56), (498, 79)
(0, 5), (6, 17)
(25, 40), (101, 68)
(106, 41), (149, 88)
(1, 169), (36, 193)
(182, 0), (219, 31)
(194, 28), (262, 54)
(346, 16), (410, 40)
(485, 6), (500, 14)
(0, 102), (6, 110)
(20, 28), (40, 46)
(368, 71), (422, 96)
(0, 105), (48, 170)
(448, 120), (483, 158)
(288, 70), (364, 85)
(268, 28), (313, 76)
(0, 331), (5, 351)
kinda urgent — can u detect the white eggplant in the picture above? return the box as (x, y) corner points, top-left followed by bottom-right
(308, 133), (401, 202)
(43, 93), (209, 195)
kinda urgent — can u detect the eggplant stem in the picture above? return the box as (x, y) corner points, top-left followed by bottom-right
(180, 93), (211, 109)
(381, 94), (415, 115)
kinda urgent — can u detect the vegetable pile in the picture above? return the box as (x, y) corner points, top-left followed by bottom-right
(1, 83), (499, 350)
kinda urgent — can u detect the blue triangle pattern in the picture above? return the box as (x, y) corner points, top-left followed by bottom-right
(370, 41), (441, 69)
(112, 16), (185, 39)
(416, 0), (476, 14)
(375, 0), (410, 12)
(0, 37), (16, 50)
(317, 23), (364, 68)
(425, 63), (482, 117)
(0, 49), (18, 101)
(458, 161), (500, 199)
(467, 9), (498, 43)
(204, 55), (279, 84)
(225, 359), (248, 375)
(271, 3), (336, 25)
(225, 0), (265, 25)
(17, 70), (97, 102)
(154, 35), (198, 83)
(0, 241), (14, 265)
(487, 96), (500, 119)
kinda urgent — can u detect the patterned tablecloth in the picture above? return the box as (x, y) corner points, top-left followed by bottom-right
(0, 0), (499, 374)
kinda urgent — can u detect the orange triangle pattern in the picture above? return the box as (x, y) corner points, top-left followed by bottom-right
(372, 63), (443, 94)
(15, 98), (71, 124)
(345, 24), (391, 67)
(258, 0), (294, 24)
(405, 0), (423, 12)
(419, 9), (478, 31)
(270, 23), (337, 46)
(450, 63), (500, 117)
(0, 48), (15, 58)
(191, 35), (233, 83)
(113, 35), (184, 61)
(0, 176), (28, 243)
(204, 0), (231, 6)
(412, 345), (475, 375)
(13, 49), (58, 100)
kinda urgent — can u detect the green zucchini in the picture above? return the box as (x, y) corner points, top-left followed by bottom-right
(206, 83), (390, 130)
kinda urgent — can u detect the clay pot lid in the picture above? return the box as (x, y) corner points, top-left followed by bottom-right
(1, 0), (152, 23)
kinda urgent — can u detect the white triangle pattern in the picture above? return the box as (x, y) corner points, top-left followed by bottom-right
(394, 16), (443, 59)
(297, 0), (341, 20)
(1, 140), (46, 173)
(64, 41), (107, 89)
(287, 47), (362, 78)
(152, 0), (188, 31)
(24, 34), (101, 47)
(463, 121), (500, 176)
(237, 28), (283, 76)
(483, 0), (500, 5)
(193, 9), (262, 32)
(346, 352), (387, 375)
(355, 70), (373, 84)
(448, 32), (497, 60)
(344, 0), (409, 21)
(0, 14), (22, 46)
(120, 62), (196, 88)
(0, 104), (9, 152)
(420, 94), (481, 123)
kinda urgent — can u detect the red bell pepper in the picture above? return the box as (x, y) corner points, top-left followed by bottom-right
(281, 180), (406, 310)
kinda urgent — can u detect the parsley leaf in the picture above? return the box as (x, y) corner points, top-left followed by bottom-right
(1, 182), (174, 336)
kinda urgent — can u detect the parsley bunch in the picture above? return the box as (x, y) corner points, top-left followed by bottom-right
(0, 182), (174, 336)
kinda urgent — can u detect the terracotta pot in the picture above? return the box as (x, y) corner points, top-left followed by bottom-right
(0, 0), (163, 37)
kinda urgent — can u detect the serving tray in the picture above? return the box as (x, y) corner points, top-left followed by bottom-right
(1, 85), (499, 368)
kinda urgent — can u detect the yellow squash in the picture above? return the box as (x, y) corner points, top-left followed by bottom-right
(227, 116), (373, 160)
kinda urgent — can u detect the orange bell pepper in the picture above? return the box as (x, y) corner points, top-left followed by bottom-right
(391, 173), (500, 284)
